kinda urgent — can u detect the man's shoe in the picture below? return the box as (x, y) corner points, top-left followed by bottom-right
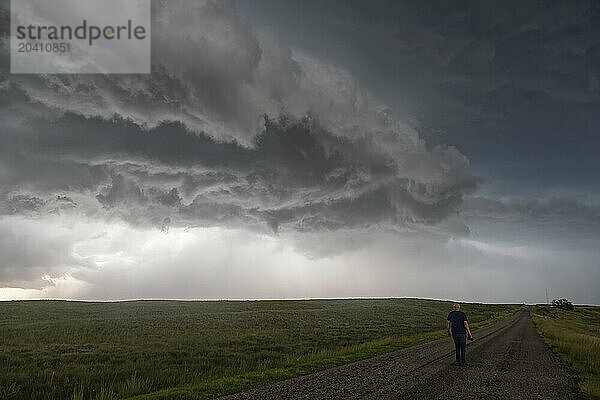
(460, 362), (468, 367)
(454, 361), (461, 366)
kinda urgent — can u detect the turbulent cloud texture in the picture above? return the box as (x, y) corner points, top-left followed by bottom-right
(0, 0), (479, 237)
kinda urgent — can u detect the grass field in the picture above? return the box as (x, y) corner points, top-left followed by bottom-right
(0, 298), (519, 400)
(531, 305), (600, 399)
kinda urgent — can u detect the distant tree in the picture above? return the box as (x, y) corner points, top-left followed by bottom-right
(551, 298), (574, 310)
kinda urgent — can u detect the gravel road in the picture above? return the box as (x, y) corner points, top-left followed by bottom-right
(220, 309), (581, 399)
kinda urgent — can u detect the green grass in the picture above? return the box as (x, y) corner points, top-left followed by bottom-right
(0, 298), (519, 400)
(532, 305), (600, 399)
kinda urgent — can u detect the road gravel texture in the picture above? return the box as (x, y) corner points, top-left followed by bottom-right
(220, 309), (582, 399)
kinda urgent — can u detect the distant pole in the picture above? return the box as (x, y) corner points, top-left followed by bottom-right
(546, 288), (549, 304)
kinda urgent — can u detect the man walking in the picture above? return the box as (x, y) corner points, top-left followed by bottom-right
(447, 303), (473, 366)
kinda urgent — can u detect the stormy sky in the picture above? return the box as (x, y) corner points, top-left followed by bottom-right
(0, 0), (598, 304)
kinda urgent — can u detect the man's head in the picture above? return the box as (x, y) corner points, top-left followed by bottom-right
(453, 303), (461, 311)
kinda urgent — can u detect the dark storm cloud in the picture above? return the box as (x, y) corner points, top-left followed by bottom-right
(0, 95), (478, 233)
(1, 0), (596, 237)
(238, 0), (600, 186)
(0, 0), (482, 236)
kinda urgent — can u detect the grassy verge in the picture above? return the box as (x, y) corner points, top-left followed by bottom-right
(127, 308), (519, 400)
(531, 305), (600, 399)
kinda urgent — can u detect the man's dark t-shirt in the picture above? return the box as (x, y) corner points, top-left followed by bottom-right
(447, 311), (468, 335)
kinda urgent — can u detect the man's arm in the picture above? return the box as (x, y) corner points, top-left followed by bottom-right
(464, 320), (472, 338)
(446, 320), (451, 337)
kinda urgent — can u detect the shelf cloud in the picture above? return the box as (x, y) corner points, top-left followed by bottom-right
(0, 0), (479, 236)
